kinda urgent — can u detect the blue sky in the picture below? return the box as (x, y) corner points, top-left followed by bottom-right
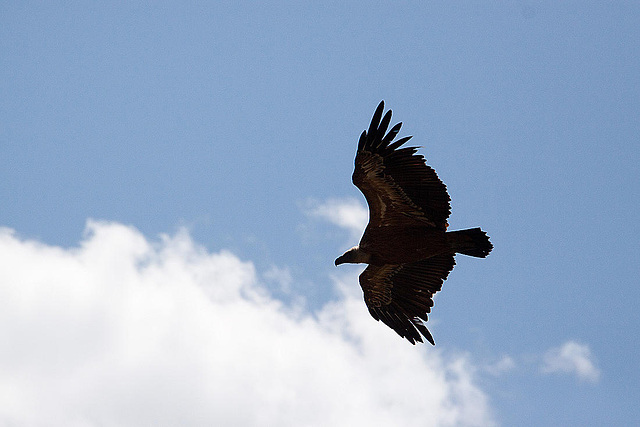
(1, 2), (639, 426)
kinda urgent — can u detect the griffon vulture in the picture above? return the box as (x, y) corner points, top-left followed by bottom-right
(335, 101), (492, 345)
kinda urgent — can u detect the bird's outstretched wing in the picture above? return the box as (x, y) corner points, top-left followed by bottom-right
(359, 255), (456, 345)
(352, 101), (451, 230)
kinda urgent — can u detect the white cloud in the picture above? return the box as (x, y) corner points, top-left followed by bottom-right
(263, 265), (293, 294)
(0, 221), (495, 427)
(305, 197), (368, 239)
(541, 341), (600, 382)
(483, 355), (516, 376)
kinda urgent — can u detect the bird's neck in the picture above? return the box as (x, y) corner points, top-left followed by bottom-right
(351, 247), (372, 263)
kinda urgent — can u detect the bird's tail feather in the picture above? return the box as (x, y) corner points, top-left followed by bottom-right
(447, 228), (493, 258)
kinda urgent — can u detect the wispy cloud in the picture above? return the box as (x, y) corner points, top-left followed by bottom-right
(305, 197), (368, 239)
(540, 341), (600, 382)
(0, 221), (495, 427)
(483, 355), (516, 376)
(263, 264), (293, 294)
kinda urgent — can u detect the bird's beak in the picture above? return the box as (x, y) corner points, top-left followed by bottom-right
(334, 256), (344, 266)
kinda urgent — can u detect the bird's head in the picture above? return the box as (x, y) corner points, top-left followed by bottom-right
(335, 246), (366, 266)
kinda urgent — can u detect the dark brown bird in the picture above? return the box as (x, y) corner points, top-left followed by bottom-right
(335, 101), (492, 345)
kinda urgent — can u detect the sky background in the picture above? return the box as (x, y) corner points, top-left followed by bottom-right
(1, 2), (639, 426)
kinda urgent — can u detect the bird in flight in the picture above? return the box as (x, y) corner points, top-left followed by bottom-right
(335, 101), (492, 345)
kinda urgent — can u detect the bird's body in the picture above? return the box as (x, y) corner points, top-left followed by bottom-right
(335, 101), (492, 345)
(360, 225), (450, 264)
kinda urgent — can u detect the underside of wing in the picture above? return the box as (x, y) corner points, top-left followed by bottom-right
(359, 254), (456, 345)
(352, 101), (451, 230)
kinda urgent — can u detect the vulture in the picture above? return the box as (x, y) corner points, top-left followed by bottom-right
(335, 101), (492, 345)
